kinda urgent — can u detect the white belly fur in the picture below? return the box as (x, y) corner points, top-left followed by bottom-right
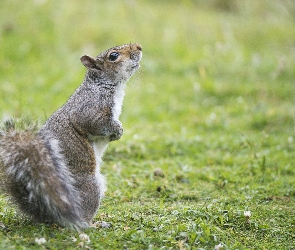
(92, 137), (109, 199)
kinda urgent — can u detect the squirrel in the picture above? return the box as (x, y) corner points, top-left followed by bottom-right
(0, 43), (142, 230)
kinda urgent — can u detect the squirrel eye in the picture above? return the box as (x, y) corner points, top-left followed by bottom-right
(108, 52), (119, 61)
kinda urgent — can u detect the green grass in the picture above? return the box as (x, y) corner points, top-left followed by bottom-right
(0, 0), (295, 249)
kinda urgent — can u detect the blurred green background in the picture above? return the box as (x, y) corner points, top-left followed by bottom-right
(0, 0), (294, 124)
(0, 0), (295, 248)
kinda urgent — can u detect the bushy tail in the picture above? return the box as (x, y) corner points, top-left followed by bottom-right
(0, 118), (87, 230)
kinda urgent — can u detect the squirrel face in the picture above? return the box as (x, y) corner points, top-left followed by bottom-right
(80, 43), (142, 84)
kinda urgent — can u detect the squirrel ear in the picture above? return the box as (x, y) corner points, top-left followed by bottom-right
(80, 55), (102, 71)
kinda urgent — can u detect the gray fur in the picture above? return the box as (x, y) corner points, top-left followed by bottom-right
(0, 43), (142, 229)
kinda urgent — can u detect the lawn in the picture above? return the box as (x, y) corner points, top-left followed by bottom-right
(0, 0), (295, 249)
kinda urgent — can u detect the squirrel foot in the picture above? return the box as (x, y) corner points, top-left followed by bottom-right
(90, 221), (111, 229)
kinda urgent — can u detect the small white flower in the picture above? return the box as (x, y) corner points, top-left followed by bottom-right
(79, 233), (90, 242)
(244, 211), (251, 218)
(215, 243), (224, 250)
(35, 237), (46, 245)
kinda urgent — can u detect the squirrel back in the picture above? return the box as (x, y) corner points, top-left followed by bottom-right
(0, 43), (142, 229)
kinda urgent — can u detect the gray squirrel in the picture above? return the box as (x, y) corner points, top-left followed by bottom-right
(0, 43), (142, 230)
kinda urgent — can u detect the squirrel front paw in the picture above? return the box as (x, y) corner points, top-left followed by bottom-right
(110, 121), (123, 141)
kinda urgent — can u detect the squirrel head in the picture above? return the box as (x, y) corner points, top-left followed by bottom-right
(80, 43), (142, 84)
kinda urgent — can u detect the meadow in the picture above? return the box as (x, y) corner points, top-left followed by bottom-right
(0, 0), (295, 249)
